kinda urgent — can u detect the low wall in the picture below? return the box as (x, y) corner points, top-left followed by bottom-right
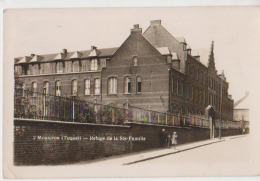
(14, 119), (243, 165)
(14, 119), (131, 165)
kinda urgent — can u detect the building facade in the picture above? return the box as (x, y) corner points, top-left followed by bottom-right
(14, 20), (234, 121)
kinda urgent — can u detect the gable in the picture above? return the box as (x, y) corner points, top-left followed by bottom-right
(112, 33), (162, 60)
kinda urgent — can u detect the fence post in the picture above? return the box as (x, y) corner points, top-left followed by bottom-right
(43, 88), (46, 118)
(72, 96), (75, 122)
(149, 105), (151, 124)
(166, 109), (168, 125)
(126, 99), (129, 123)
(95, 97), (97, 123)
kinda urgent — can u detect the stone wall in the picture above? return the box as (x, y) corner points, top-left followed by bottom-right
(14, 119), (242, 165)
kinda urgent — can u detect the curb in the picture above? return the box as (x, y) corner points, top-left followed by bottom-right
(123, 139), (226, 165)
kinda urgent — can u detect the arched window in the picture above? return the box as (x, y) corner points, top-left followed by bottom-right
(124, 77), (131, 94)
(55, 80), (61, 96)
(137, 76), (142, 93)
(108, 77), (117, 94)
(72, 79), (77, 96)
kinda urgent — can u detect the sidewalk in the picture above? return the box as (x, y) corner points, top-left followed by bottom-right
(121, 135), (246, 165)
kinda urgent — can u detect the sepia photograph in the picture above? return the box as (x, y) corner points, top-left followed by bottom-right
(2, 6), (260, 178)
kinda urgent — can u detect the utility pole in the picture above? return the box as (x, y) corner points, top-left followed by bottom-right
(219, 70), (224, 140)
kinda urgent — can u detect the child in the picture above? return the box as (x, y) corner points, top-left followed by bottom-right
(172, 132), (178, 149)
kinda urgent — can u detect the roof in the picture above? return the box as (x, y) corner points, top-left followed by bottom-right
(156, 47), (171, 55)
(15, 47), (118, 64)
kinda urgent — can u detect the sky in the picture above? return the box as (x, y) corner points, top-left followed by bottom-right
(4, 7), (260, 104)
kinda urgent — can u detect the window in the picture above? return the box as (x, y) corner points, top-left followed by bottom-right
(90, 59), (98, 71)
(124, 77), (131, 94)
(56, 62), (63, 73)
(167, 55), (172, 63)
(193, 66), (195, 77)
(84, 79), (90, 95)
(192, 85), (194, 100)
(72, 80), (77, 96)
(182, 81), (184, 96)
(204, 91), (207, 105)
(187, 84), (190, 98)
(133, 57), (138, 66)
(108, 77), (117, 94)
(137, 76), (142, 93)
(172, 78), (174, 93)
(72, 61), (79, 72)
(55, 80), (61, 96)
(176, 79), (179, 95)
(94, 78), (100, 95)
(201, 89), (203, 103)
(201, 72), (203, 83)
(197, 69), (199, 80)
(43, 81), (49, 95)
(197, 88), (199, 102)
(32, 82), (37, 97)
(187, 63), (190, 75)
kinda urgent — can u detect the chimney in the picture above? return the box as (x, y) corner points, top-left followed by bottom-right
(62, 49), (67, 54)
(91, 46), (97, 50)
(131, 24), (142, 34)
(150, 20), (161, 26)
(31, 54), (35, 57)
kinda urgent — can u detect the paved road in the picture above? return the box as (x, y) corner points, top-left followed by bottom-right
(11, 135), (259, 178)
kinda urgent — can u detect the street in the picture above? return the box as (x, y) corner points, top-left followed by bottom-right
(10, 135), (259, 178)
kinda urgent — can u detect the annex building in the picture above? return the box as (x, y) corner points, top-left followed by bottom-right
(14, 20), (234, 121)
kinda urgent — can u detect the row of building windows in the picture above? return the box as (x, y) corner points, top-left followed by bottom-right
(172, 78), (207, 105)
(186, 63), (207, 85)
(19, 59), (104, 76)
(17, 57), (142, 76)
(29, 76), (142, 97)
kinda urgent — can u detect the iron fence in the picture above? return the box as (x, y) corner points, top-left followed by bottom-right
(14, 88), (243, 129)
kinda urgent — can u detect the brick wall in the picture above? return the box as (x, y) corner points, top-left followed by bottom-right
(14, 119), (242, 165)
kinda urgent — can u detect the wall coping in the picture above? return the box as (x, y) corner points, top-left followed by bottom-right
(125, 122), (191, 129)
(14, 118), (130, 128)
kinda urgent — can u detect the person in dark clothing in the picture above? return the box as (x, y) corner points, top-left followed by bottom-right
(160, 129), (168, 148)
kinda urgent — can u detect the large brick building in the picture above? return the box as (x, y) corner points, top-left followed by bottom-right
(14, 20), (234, 121)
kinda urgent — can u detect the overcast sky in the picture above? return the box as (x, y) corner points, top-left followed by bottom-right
(4, 7), (260, 104)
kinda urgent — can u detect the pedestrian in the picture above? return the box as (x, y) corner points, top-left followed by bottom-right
(160, 129), (168, 148)
(167, 134), (171, 148)
(172, 132), (178, 149)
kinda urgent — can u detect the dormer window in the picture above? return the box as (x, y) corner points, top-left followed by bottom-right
(133, 57), (138, 66)
(56, 61), (63, 73)
(90, 59), (98, 71)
